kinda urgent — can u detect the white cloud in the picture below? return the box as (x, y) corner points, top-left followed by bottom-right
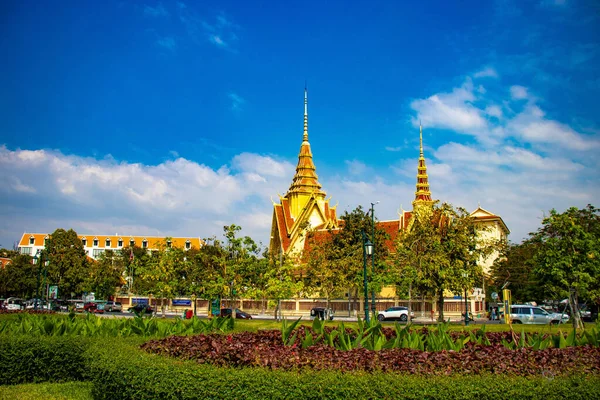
(345, 160), (369, 176)
(231, 153), (293, 178)
(510, 85), (529, 99)
(0, 146), (293, 247)
(474, 67), (498, 78)
(410, 79), (488, 136)
(510, 104), (600, 150)
(210, 35), (226, 47)
(485, 105), (503, 118)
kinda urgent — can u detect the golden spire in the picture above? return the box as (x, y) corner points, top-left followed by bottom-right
(287, 87), (325, 197)
(303, 85), (308, 142)
(412, 123), (434, 208)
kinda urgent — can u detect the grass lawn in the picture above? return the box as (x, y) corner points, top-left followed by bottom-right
(0, 382), (92, 400)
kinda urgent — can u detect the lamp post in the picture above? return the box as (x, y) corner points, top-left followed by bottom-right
(462, 271), (469, 326)
(361, 230), (373, 323)
(33, 252), (41, 311)
(370, 202), (378, 317)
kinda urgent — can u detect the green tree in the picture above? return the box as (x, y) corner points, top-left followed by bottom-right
(489, 241), (546, 304)
(302, 206), (389, 313)
(138, 238), (186, 316)
(395, 203), (496, 321)
(530, 205), (600, 329)
(84, 250), (125, 299)
(265, 250), (302, 320)
(0, 254), (37, 298)
(44, 229), (89, 299)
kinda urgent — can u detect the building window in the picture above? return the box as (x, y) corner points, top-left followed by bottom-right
(92, 249), (105, 258)
(82, 238), (87, 246)
(142, 240), (148, 249)
(118, 238), (123, 247)
(185, 240), (191, 250)
(106, 239), (111, 247)
(29, 236), (35, 245)
(93, 238), (99, 247)
(130, 239), (135, 247)
(20, 247), (32, 255)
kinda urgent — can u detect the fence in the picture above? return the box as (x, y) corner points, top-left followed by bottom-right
(116, 295), (485, 318)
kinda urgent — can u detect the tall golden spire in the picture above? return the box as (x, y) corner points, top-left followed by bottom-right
(287, 87), (325, 197)
(412, 123), (434, 208)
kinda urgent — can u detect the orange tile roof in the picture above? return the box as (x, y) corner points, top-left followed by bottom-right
(274, 205), (292, 252)
(19, 233), (203, 250)
(0, 257), (11, 268)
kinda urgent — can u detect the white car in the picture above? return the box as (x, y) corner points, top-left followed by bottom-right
(377, 306), (414, 322)
(509, 305), (569, 325)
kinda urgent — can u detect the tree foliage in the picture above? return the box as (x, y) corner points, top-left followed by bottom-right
(44, 229), (89, 298)
(395, 203), (497, 321)
(489, 241), (546, 304)
(530, 204), (600, 328)
(0, 254), (38, 298)
(302, 206), (389, 307)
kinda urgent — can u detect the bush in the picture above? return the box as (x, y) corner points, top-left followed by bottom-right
(87, 339), (600, 400)
(0, 335), (90, 384)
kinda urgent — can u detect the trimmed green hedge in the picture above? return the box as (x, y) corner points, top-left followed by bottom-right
(2, 334), (600, 399)
(0, 335), (90, 384)
(86, 340), (600, 400)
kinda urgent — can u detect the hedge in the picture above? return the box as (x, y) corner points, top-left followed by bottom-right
(2, 335), (600, 399)
(86, 340), (600, 400)
(0, 335), (90, 384)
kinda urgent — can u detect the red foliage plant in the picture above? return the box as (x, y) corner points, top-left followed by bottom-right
(140, 328), (600, 376)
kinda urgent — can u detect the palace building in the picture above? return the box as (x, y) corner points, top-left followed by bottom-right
(269, 89), (509, 277)
(17, 233), (202, 260)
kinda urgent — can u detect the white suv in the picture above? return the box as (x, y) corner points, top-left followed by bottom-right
(509, 305), (569, 325)
(377, 306), (414, 322)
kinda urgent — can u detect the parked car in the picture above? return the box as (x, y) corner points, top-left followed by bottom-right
(93, 303), (105, 314)
(104, 301), (122, 312)
(310, 307), (334, 321)
(128, 304), (154, 314)
(84, 302), (98, 312)
(219, 308), (252, 319)
(377, 306), (414, 322)
(25, 298), (46, 309)
(509, 305), (569, 325)
(5, 297), (24, 310)
(49, 300), (68, 312)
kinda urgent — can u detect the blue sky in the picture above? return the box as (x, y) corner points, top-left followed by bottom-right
(1, 0), (599, 248)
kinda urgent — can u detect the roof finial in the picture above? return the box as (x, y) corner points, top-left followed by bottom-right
(419, 120), (423, 157)
(303, 85), (308, 142)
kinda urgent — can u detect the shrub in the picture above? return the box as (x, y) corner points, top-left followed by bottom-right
(0, 335), (90, 384)
(88, 340), (600, 400)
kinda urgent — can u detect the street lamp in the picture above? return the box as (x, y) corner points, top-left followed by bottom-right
(362, 230), (373, 323)
(33, 252), (41, 310)
(370, 201), (379, 316)
(462, 271), (470, 326)
(32, 251), (48, 311)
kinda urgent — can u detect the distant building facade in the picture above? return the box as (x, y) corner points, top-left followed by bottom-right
(18, 233), (202, 260)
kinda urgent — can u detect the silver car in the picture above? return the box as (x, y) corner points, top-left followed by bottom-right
(509, 305), (569, 325)
(104, 301), (122, 312)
